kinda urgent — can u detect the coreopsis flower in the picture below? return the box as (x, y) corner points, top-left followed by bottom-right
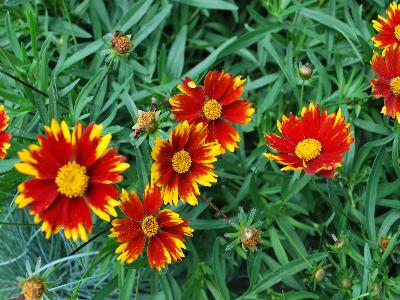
(151, 121), (221, 205)
(264, 102), (354, 178)
(110, 184), (193, 271)
(370, 46), (400, 122)
(169, 70), (255, 152)
(14, 120), (129, 241)
(0, 104), (11, 158)
(371, 2), (400, 49)
(224, 207), (262, 252)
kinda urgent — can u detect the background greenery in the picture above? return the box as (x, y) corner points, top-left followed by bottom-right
(0, 0), (399, 299)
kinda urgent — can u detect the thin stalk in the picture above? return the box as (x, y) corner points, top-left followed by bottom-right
(201, 195), (230, 221)
(134, 268), (141, 300)
(0, 68), (47, 97)
(68, 226), (111, 256)
(299, 79), (305, 109)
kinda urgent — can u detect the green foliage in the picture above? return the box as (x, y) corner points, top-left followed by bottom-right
(0, 0), (399, 299)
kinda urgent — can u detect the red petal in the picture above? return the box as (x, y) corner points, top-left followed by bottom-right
(120, 190), (145, 221)
(20, 179), (58, 212)
(207, 119), (240, 152)
(147, 236), (170, 270)
(222, 100), (254, 124)
(143, 184), (162, 216)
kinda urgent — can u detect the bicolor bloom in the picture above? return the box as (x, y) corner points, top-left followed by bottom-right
(370, 46), (400, 122)
(110, 185), (193, 271)
(372, 2), (400, 49)
(264, 103), (354, 178)
(15, 120), (129, 241)
(151, 121), (220, 205)
(0, 105), (11, 158)
(169, 70), (255, 152)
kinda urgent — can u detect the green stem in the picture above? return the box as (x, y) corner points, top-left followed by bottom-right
(134, 268), (141, 300)
(299, 79), (305, 109)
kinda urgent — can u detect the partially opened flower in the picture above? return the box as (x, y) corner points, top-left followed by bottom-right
(372, 2), (400, 49)
(0, 104), (11, 158)
(15, 120), (129, 241)
(169, 70), (255, 152)
(151, 121), (221, 205)
(110, 184), (193, 271)
(103, 30), (133, 67)
(131, 109), (161, 138)
(370, 46), (400, 122)
(264, 102), (354, 178)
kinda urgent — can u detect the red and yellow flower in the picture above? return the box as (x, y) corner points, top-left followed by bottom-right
(110, 184), (193, 271)
(169, 70), (255, 152)
(0, 105), (11, 159)
(151, 121), (220, 205)
(15, 120), (129, 241)
(264, 102), (354, 178)
(370, 45), (400, 121)
(372, 2), (400, 50)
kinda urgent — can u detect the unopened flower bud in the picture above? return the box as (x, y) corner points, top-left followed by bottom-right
(21, 277), (45, 300)
(370, 283), (381, 300)
(314, 267), (325, 282)
(334, 239), (345, 251)
(111, 30), (132, 55)
(240, 227), (260, 251)
(299, 63), (313, 80)
(340, 277), (352, 290)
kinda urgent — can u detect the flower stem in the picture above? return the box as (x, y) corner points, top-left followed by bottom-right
(202, 195), (230, 221)
(68, 226), (111, 256)
(299, 79), (305, 109)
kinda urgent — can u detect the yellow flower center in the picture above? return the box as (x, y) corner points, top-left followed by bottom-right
(141, 215), (159, 237)
(390, 76), (400, 96)
(295, 138), (322, 161)
(395, 25), (400, 41)
(171, 150), (192, 174)
(55, 161), (89, 198)
(203, 99), (222, 120)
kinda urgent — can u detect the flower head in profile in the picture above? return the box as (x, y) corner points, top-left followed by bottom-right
(264, 102), (354, 178)
(15, 120), (129, 241)
(224, 207), (262, 252)
(370, 46), (400, 122)
(372, 2), (400, 49)
(169, 70), (255, 152)
(151, 121), (221, 205)
(0, 104), (11, 158)
(110, 184), (193, 271)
